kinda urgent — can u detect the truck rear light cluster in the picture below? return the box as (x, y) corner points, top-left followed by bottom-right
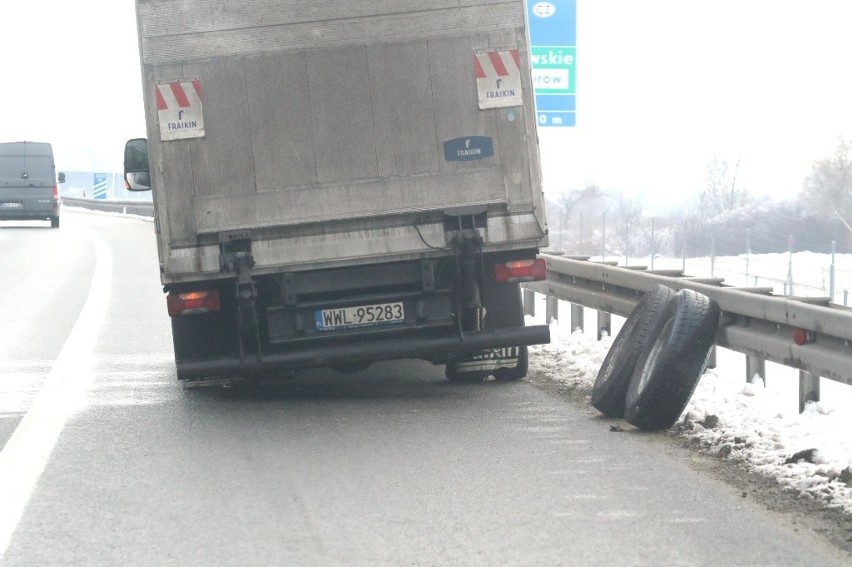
(494, 259), (547, 283)
(167, 290), (221, 317)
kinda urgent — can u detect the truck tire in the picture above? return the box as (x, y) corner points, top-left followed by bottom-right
(445, 363), (488, 383)
(445, 281), (527, 382)
(487, 281), (527, 381)
(624, 289), (721, 431)
(445, 346), (528, 382)
(50, 216), (59, 228)
(591, 285), (675, 418)
(494, 345), (528, 382)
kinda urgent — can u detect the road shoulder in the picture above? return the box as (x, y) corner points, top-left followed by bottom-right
(524, 369), (852, 558)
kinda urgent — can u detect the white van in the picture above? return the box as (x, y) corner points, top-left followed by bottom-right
(0, 141), (64, 228)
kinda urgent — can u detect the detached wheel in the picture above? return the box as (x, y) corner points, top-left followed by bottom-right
(624, 289), (721, 431)
(591, 285), (675, 417)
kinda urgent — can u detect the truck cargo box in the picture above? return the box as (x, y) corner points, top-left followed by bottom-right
(135, 0), (547, 283)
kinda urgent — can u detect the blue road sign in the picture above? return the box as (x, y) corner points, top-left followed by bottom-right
(93, 173), (108, 200)
(528, 0), (576, 127)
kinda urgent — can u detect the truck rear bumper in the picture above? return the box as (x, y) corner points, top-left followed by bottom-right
(176, 324), (550, 380)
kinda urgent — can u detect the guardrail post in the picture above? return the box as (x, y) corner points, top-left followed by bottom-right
(598, 311), (611, 340)
(570, 303), (583, 333)
(545, 295), (559, 323)
(523, 289), (535, 317)
(746, 356), (765, 384)
(798, 371), (820, 413)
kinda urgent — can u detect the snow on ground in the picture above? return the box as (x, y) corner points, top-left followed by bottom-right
(527, 252), (852, 515)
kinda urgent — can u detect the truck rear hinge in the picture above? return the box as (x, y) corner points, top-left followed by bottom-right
(218, 232), (256, 299)
(218, 232), (261, 359)
(444, 208), (487, 334)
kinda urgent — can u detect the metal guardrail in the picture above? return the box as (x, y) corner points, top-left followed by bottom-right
(58, 205), (848, 409)
(62, 197), (154, 218)
(524, 254), (852, 411)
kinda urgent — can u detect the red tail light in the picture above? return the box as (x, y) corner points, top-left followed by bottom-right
(53, 185), (59, 201)
(494, 259), (547, 283)
(167, 290), (222, 317)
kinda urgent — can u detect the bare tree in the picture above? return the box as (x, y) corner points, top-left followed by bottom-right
(614, 195), (644, 259)
(699, 158), (749, 219)
(555, 183), (604, 250)
(803, 137), (852, 234)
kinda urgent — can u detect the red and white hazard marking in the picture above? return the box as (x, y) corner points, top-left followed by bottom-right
(155, 80), (205, 141)
(474, 49), (523, 109)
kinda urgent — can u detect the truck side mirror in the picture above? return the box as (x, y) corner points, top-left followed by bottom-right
(124, 138), (152, 191)
(57, 172), (66, 183)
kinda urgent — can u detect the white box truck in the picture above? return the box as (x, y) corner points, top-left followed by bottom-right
(124, 0), (550, 383)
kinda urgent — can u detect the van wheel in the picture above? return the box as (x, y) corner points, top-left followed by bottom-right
(591, 285), (674, 418)
(50, 216), (59, 228)
(624, 289), (721, 431)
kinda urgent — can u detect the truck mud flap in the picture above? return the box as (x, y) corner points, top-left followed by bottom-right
(175, 325), (550, 380)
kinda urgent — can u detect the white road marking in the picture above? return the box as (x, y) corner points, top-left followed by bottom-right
(0, 229), (112, 561)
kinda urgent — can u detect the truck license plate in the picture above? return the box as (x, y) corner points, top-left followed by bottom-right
(315, 302), (405, 331)
(0, 202), (22, 209)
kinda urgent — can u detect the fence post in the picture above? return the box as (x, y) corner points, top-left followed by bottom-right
(523, 288), (535, 317)
(650, 217), (656, 270)
(798, 371), (820, 413)
(786, 235), (794, 296)
(545, 295), (559, 323)
(746, 356), (765, 385)
(745, 228), (751, 286)
(710, 235), (716, 277)
(598, 311), (611, 340)
(830, 241), (836, 303)
(570, 303), (584, 333)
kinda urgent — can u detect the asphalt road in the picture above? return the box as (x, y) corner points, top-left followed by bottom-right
(0, 210), (848, 566)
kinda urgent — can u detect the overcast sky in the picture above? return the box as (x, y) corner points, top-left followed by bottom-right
(2, 1), (851, 209)
(544, 0), (852, 209)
